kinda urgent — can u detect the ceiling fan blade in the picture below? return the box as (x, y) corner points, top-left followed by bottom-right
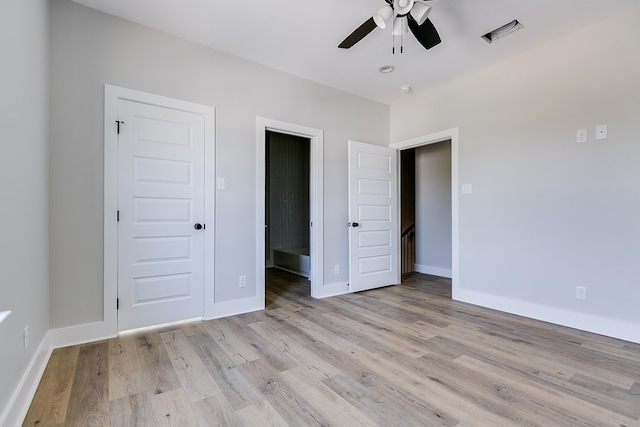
(408, 15), (441, 50)
(338, 18), (378, 49)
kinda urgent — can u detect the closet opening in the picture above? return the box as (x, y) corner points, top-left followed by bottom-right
(265, 131), (311, 298)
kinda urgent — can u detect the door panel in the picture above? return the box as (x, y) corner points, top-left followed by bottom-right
(117, 99), (205, 331)
(348, 141), (399, 292)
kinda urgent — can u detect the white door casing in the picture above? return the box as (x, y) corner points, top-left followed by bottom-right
(390, 127), (459, 299)
(348, 140), (399, 292)
(104, 85), (215, 333)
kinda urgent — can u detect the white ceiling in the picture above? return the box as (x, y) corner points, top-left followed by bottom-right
(71, 0), (636, 105)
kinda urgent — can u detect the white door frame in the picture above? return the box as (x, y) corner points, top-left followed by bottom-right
(256, 118), (324, 298)
(104, 84), (215, 333)
(390, 127), (459, 298)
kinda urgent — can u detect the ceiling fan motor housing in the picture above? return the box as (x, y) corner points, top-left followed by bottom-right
(394, 0), (414, 16)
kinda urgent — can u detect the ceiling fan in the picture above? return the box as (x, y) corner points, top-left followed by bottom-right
(338, 0), (441, 52)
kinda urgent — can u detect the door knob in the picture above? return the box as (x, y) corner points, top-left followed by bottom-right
(194, 223), (204, 230)
(349, 222), (360, 228)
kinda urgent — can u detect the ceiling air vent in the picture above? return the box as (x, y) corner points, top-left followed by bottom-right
(482, 19), (523, 44)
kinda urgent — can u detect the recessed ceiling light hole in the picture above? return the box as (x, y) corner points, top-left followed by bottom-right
(378, 65), (395, 73)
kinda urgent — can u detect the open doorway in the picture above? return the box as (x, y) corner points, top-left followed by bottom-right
(256, 117), (324, 307)
(265, 131), (311, 300)
(400, 149), (417, 275)
(394, 128), (458, 299)
(400, 142), (453, 296)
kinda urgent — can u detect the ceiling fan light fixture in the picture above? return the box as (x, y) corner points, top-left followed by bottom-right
(410, 2), (432, 26)
(373, 5), (394, 29)
(392, 16), (409, 36)
(337, 0), (441, 51)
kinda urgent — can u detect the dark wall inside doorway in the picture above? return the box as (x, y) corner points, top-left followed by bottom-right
(265, 131), (310, 264)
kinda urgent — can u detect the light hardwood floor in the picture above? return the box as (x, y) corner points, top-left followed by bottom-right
(24, 270), (640, 426)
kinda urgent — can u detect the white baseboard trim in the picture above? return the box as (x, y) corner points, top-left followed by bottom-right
(313, 281), (349, 299)
(415, 264), (453, 279)
(49, 320), (117, 349)
(206, 295), (264, 320)
(0, 332), (52, 427)
(453, 288), (640, 344)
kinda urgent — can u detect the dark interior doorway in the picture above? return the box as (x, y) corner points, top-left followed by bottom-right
(265, 131), (311, 298)
(400, 149), (416, 274)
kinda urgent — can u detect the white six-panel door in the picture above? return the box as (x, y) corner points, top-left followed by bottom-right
(117, 98), (206, 331)
(348, 140), (399, 292)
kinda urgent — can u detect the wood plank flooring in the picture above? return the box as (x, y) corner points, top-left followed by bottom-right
(24, 270), (640, 426)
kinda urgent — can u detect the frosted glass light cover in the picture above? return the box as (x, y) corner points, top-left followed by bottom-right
(373, 5), (394, 29)
(410, 2), (432, 26)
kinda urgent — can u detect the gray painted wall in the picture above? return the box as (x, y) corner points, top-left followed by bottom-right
(415, 142), (452, 273)
(49, 0), (389, 327)
(391, 7), (640, 326)
(0, 0), (50, 418)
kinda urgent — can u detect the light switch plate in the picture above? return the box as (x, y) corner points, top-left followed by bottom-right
(577, 129), (588, 143)
(217, 177), (226, 190)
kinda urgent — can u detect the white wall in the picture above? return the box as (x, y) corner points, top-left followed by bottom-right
(391, 7), (640, 342)
(49, 0), (389, 328)
(415, 142), (452, 277)
(0, 0), (50, 422)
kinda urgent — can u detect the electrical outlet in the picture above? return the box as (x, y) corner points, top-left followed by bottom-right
(596, 124), (607, 140)
(575, 286), (587, 301)
(23, 326), (29, 351)
(239, 275), (247, 288)
(461, 184), (473, 194)
(334, 264), (341, 275)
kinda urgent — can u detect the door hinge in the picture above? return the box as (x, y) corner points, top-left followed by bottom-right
(117, 210), (120, 222)
(116, 120), (125, 134)
(117, 298), (119, 310)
